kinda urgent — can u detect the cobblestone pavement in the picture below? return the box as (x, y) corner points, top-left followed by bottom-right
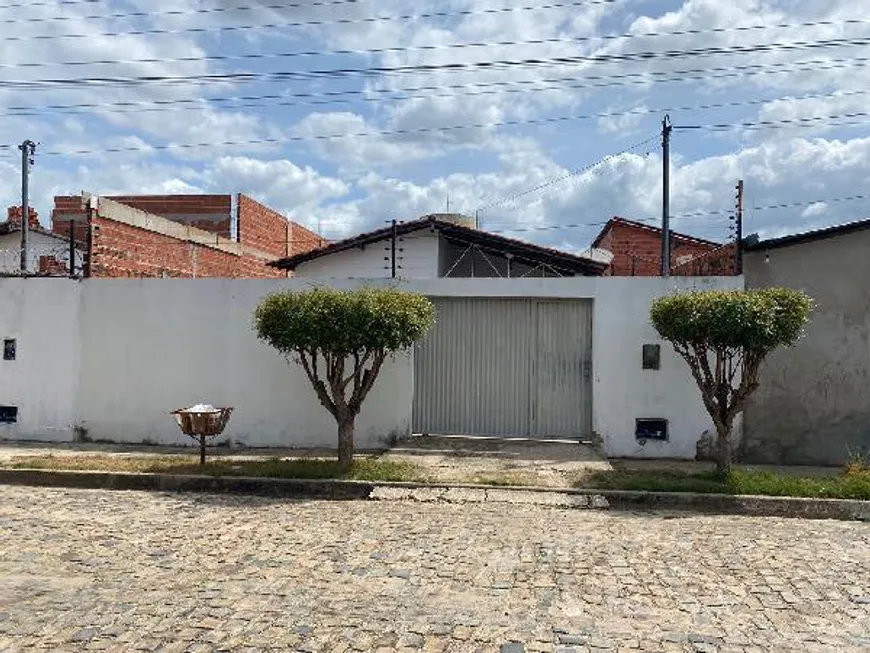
(0, 487), (868, 653)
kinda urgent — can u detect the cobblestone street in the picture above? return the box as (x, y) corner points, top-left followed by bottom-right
(0, 487), (868, 653)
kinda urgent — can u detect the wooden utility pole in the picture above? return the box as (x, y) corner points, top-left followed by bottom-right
(661, 116), (672, 277)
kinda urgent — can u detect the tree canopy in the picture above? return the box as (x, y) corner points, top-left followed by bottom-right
(651, 288), (811, 354)
(254, 286), (435, 466)
(255, 286), (434, 357)
(650, 287), (812, 475)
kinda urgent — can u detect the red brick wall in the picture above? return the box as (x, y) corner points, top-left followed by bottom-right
(237, 194), (324, 259)
(671, 243), (738, 276)
(7, 206), (39, 229)
(51, 196), (89, 244)
(88, 215), (284, 279)
(49, 194), (329, 278)
(600, 221), (726, 276)
(38, 255), (68, 275)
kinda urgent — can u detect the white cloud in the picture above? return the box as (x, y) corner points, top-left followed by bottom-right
(801, 202), (827, 218)
(292, 111), (434, 170)
(0, 1), (280, 160)
(315, 133), (870, 248)
(756, 91), (870, 135)
(206, 156), (350, 212)
(1, 0), (869, 256)
(597, 106), (649, 134)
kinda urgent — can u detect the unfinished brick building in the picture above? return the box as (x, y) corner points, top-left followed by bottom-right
(51, 194), (324, 278)
(592, 216), (738, 277)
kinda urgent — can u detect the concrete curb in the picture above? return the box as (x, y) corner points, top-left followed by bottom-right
(0, 468), (868, 521)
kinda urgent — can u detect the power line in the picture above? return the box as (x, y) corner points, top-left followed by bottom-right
(0, 0), (101, 9)
(5, 56), (867, 117)
(2, 110), (868, 160)
(488, 193), (870, 234)
(488, 213), (729, 233)
(7, 92), (867, 147)
(0, 0), (414, 22)
(477, 135), (659, 212)
(679, 193), (870, 217)
(3, 36), (870, 90)
(2, 0), (617, 31)
(752, 194), (870, 212)
(5, 17), (868, 69)
(491, 219), (638, 234)
(689, 111), (870, 131)
(478, 107), (870, 214)
(0, 1), (619, 42)
(23, 119), (656, 157)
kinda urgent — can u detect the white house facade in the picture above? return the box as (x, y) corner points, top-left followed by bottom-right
(0, 275), (742, 460)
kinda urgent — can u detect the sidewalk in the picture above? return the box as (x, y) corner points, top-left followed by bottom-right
(0, 435), (841, 487)
(0, 436), (612, 489)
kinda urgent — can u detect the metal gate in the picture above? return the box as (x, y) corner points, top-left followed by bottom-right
(412, 297), (593, 438)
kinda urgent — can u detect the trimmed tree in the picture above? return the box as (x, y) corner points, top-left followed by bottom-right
(650, 288), (812, 476)
(254, 287), (435, 466)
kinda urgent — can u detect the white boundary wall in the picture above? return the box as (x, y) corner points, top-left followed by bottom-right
(0, 275), (742, 458)
(0, 279), (81, 441)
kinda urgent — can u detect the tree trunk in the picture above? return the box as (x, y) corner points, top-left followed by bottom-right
(714, 421), (733, 477)
(337, 417), (355, 468)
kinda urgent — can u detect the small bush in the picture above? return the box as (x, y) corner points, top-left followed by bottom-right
(844, 447), (870, 476)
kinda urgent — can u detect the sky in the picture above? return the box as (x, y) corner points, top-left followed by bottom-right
(0, 0), (868, 254)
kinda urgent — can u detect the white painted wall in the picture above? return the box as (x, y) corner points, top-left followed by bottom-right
(0, 279), (80, 442)
(589, 277), (744, 458)
(0, 231), (81, 274)
(75, 279), (413, 449)
(295, 230), (440, 278)
(0, 275), (743, 459)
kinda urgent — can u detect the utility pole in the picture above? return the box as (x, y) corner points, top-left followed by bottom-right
(19, 140), (36, 273)
(69, 217), (76, 278)
(390, 219), (397, 279)
(735, 179), (744, 275)
(660, 116), (672, 277)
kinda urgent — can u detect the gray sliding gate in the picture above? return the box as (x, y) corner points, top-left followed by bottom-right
(412, 297), (593, 438)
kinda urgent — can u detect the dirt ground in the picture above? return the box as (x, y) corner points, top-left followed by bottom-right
(0, 436), (841, 487)
(381, 435), (612, 487)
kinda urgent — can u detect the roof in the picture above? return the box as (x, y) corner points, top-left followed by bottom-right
(592, 216), (722, 249)
(0, 221), (71, 244)
(743, 217), (870, 251)
(270, 215), (608, 275)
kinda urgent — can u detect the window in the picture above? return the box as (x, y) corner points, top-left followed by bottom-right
(642, 344), (660, 370)
(636, 418), (668, 441)
(0, 406), (18, 424)
(3, 339), (15, 361)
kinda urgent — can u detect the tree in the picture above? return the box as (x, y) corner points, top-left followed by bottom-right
(254, 287), (435, 466)
(650, 288), (812, 476)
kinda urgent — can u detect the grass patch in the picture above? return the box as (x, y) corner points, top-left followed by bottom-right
(580, 468), (870, 500)
(3, 454), (425, 483)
